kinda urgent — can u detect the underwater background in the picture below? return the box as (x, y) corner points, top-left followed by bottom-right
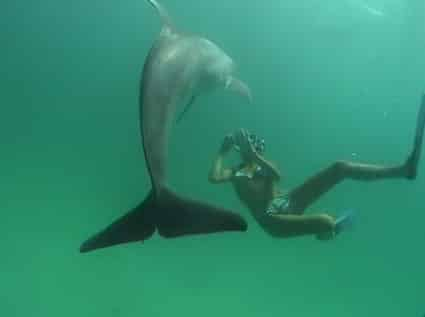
(1, 0), (424, 316)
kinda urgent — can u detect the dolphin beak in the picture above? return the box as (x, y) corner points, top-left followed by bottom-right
(225, 76), (252, 103)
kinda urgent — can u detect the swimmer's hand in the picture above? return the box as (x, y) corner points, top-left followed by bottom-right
(220, 134), (235, 154)
(234, 128), (257, 161)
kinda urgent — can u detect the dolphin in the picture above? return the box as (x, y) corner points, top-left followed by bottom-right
(79, 0), (250, 253)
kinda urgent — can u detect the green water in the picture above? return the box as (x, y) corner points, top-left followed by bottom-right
(1, 0), (424, 316)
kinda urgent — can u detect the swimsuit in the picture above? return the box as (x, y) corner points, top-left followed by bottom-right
(266, 194), (292, 215)
(234, 165), (292, 215)
(234, 165), (267, 179)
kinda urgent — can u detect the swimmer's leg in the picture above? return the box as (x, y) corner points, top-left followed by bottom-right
(260, 209), (355, 240)
(259, 213), (336, 239)
(287, 161), (405, 213)
(288, 93), (425, 213)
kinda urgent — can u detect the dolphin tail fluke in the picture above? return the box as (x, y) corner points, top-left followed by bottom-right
(79, 188), (247, 253)
(147, 0), (172, 28)
(79, 191), (157, 253)
(156, 187), (248, 238)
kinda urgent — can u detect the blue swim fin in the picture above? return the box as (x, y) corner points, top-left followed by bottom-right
(335, 209), (356, 235)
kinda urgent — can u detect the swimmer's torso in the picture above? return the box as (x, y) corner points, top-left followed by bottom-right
(231, 165), (275, 218)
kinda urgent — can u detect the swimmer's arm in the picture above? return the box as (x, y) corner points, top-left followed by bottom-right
(208, 135), (235, 184)
(253, 153), (281, 181)
(238, 130), (281, 181)
(208, 152), (234, 183)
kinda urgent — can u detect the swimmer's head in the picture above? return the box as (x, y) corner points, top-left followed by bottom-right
(233, 131), (265, 155)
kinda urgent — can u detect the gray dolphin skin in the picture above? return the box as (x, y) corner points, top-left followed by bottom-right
(79, 0), (250, 253)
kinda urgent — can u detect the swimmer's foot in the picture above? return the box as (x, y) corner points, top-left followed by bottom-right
(316, 210), (355, 240)
(405, 94), (425, 180)
(405, 148), (421, 180)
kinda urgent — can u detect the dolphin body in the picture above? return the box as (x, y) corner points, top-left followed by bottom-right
(80, 0), (250, 253)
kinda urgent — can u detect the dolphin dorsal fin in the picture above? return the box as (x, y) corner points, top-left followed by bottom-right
(147, 0), (173, 29)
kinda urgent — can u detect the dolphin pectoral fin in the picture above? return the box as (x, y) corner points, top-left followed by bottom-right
(225, 76), (252, 103)
(79, 191), (157, 253)
(176, 95), (197, 123)
(156, 187), (248, 238)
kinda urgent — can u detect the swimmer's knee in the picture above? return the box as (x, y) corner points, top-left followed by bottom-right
(317, 214), (336, 229)
(331, 160), (350, 175)
(314, 214), (336, 240)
